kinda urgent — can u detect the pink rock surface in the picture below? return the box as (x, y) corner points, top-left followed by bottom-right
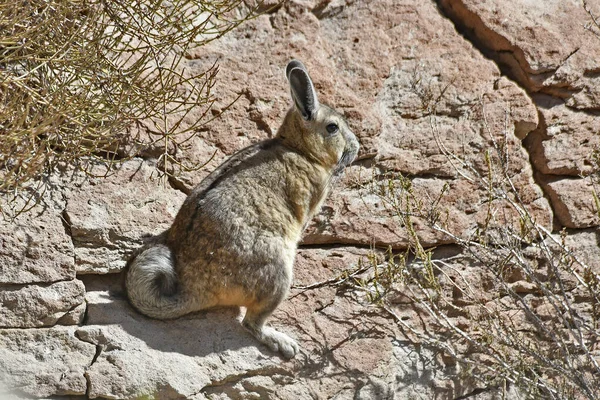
(439, 0), (600, 109)
(439, 0), (600, 231)
(2, 0), (600, 397)
(545, 176), (600, 228)
(0, 201), (74, 285)
(527, 95), (599, 176)
(176, 0), (552, 247)
(64, 159), (186, 274)
(0, 279), (85, 328)
(0, 327), (95, 398)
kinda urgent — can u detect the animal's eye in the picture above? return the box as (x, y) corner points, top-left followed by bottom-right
(326, 123), (339, 134)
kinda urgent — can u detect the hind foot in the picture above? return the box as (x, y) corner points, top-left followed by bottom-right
(256, 326), (299, 359)
(242, 314), (299, 359)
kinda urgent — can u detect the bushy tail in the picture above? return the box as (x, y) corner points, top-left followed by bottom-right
(125, 244), (190, 319)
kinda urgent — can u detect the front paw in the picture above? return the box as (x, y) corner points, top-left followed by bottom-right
(260, 327), (299, 359)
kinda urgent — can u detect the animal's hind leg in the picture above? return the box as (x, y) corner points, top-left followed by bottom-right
(242, 298), (299, 359)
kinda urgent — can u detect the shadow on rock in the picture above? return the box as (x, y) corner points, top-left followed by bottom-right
(78, 273), (261, 358)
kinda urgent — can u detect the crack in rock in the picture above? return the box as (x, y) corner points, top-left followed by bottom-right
(436, 0), (562, 95)
(61, 205), (77, 267)
(84, 344), (104, 399)
(75, 329), (106, 399)
(0, 280), (86, 328)
(199, 366), (294, 397)
(433, 0), (600, 230)
(240, 89), (274, 137)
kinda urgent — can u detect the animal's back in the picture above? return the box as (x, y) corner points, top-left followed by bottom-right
(126, 59), (359, 359)
(165, 139), (320, 309)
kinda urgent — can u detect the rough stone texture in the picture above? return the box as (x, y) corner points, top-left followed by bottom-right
(374, 67), (539, 175)
(65, 159), (186, 274)
(304, 167), (551, 249)
(0, 280), (85, 328)
(78, 291), (287, 399)
(438, 0), (600, 107)
(0, 200), (74, 285)
(438, 0), (600, 231)
(544, 176), (600, 228)
(0, 327), (95, 398)
(65, 248), (487, 399)
(563, 229), (600, 269)
(1, 0), (600, 398)
(180, 0), (553, 247)
(527, 95), (599, 176)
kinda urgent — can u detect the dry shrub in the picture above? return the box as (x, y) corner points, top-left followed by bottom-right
(354, 97), (600, 398)
(0, 0), (265, 217)
(584, 0), (600, 38)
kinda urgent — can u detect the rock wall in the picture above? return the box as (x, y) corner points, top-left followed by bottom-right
(1, 0), (599, 398)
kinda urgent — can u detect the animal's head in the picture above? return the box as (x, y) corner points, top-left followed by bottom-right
(277, 60), (359, 175)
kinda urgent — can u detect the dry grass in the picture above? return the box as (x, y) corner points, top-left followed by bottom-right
(353, 89), (600, 398)
(294, 73), (600, 396)
(584, 0), (600, 37)
(0, 0), (264, 217)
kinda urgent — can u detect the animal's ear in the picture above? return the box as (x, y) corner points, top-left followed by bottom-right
(286, 60), (320, 121)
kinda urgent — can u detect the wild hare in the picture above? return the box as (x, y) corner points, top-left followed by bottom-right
(125, 60), (359, 359)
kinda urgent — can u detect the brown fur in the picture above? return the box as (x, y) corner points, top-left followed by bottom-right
(125, 60), (359, 358)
